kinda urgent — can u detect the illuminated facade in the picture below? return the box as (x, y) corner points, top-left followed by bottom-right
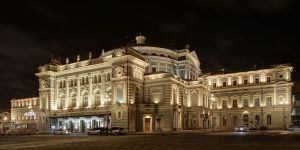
(10, 35), (293, 133)
(0, 111), (11, 131)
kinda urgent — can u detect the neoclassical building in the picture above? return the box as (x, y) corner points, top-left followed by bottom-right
(10, 35), (293, 133)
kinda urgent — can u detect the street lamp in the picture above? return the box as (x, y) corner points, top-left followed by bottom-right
(279, 98), (288, 129)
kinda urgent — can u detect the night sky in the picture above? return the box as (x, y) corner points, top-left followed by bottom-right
(0, 0), (299, 109)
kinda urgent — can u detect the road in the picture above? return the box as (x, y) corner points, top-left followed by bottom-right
(1, 131), (300, 150)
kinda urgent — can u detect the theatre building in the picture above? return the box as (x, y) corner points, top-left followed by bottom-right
(10, 35), (293, 133)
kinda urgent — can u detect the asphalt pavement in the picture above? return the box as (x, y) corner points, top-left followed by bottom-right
(1, 130), (300, 150)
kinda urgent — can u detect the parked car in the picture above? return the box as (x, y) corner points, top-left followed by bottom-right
(110, 127), (125, 135)
(54, 129), (68, 135)
(234, 125), (247, 132)
(87, 127), (102, 135)
(287, 125), (300, 132)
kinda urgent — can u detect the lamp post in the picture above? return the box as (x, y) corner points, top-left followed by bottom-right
(279, 99), (288, 129)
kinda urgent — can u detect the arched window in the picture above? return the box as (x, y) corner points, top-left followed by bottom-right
(190, 92), (198, 107)
(267, 115), (272, 125)
(243, 114), (249, 127)
(82, 93), (88, 107)
(86, 77), (89, 84)
(233, 116), (238, 126)
(95, 91), (101, 106)
(94, 75), (97, 83)
(98, 75), (101, 83)
(60, 95), (65, 109)
(82, 77), (85, 85)
(71, 94), (77, 108)
(255, 115), (260, 126)
(74, 79), (77, 86)
(222, 116), (227, 127)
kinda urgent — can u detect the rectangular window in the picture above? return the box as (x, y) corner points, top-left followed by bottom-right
(233, 81), (237, 86)
(255, 78), (259, 84)
(232, 99), (237, 108)
(243, 99), (249, 107)
(254, 98), (260, 107)
(213, 83), (217, 88)
(243, 80), (248, 85)
(222, 100), (227, 108)
(266, 97), (272, 107)
(222, 82), (226, 87)
(267, 77), (271, 83)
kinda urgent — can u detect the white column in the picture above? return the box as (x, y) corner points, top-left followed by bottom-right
(198, 89), (202, 106)
(77, 77), (81, 108)
(66, 79), (70, 108)
(89, 76), (93, 107)
(274, 86), (277, 105)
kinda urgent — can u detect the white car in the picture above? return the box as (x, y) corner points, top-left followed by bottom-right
(54, 129), (68, 135)
(235, 125), (247, 132)
(87, 128), (102, 135)
(110, 127), (125, 135)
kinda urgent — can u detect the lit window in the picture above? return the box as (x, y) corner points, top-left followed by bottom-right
(71, 96), (76, 108)
(83, 94), (88, 107)
(95, 94), (101, 106)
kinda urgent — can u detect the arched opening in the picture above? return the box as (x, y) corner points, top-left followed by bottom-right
(60, 95), (65, 109)
(190, 91), (198, 107)
(160, 54), (165, 57)
(243, 114), (249, 127)
(71, 94), (77, 108)
(232, 116), (238, 126)
(82, 92), (89, 107)
(267, 115), (272, 125)
(222, 116), (227, 127)
(94, 91), (101, 106)
(255, 115), (260, 127)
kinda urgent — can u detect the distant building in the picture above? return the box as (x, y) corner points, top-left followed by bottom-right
(10, 35), (293, 133)
(10, 97), (46, 132)
(0, 111), (11, 131)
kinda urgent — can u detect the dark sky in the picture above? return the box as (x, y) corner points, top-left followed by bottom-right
(0, 0), (299, 109)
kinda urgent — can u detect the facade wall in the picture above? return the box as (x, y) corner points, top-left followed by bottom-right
(9, 36), (294, 133)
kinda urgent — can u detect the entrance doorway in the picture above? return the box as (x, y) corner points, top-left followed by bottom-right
(143, 115), (152, 132)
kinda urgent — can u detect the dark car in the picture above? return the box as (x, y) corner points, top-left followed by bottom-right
(110, 127), (125, 135)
